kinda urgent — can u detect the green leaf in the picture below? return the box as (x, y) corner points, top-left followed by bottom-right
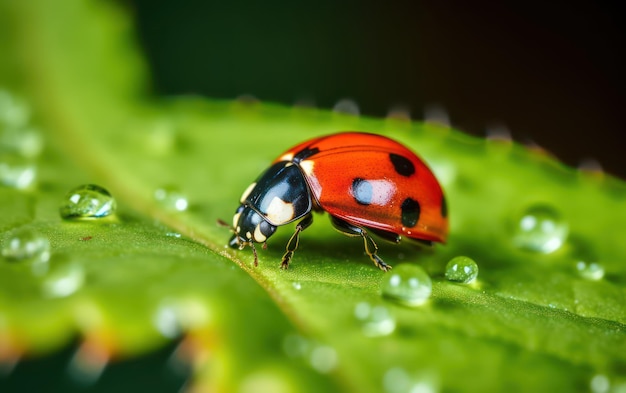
(1, 1), (625, 392)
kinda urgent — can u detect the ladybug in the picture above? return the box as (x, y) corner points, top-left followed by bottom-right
(219, 132), (448, 271)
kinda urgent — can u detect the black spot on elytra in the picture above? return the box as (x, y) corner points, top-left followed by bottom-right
(351, 178), (373, 205)
(401, 198), (420, 227)
(441, 195), (448, 218)
(389, 153), (415, 177)
(293, 147), (320, 162)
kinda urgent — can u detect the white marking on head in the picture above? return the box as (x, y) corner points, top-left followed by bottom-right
(232, 211), (242, 228)
(253, 224), (267, 242)
(299, 160), (315, 176)
(278, 153), (294, 161)
(240, 182), (257, 203)
(265, 196), (295, 224)
(246, 231), (252, 239)
(236, 226), (241, 233)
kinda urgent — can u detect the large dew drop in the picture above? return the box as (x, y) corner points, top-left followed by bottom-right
(60, 184), (116, 219)
(512, 204), (568, 253)
(445, 256), (479, 284)
(381, 264), (432, 306)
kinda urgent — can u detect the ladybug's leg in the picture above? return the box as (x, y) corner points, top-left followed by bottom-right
(281, 214), (313, 269)
(330, 217), (392, 272)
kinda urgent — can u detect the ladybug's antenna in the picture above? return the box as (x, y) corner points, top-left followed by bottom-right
(217, 218), (259, 266)
(217, 218), (234, 231)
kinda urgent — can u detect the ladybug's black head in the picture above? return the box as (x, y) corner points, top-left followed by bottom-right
(228, 204), (277, 248)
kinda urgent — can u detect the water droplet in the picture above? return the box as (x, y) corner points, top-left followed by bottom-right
(590, 374), (610, 393)
(524, 140), (552, 157)
(576, 261), (605, 281)
(512, 204), (568, 253)
(424, 104), (450, 127)
(154, 186), (189, 212)
(383, 367), (439, 393)
(153, 303), (183, 339)
(578, 158), (604, 175)
(0, 155), (37, 189)
(60, 184), (116, 219)
(332, 98), (360, 116)
(354, 302), (396, 337)
(485, 124), (512, 142)
(42, 261), (85, 298)
(381, 264), (432, 306)
(282, 334), (337, 373)
(309, 345), (338, 374)
(445, 256), (478, 284)
(153, 298), (211, 339)
(292, 281), (302, 290)
(2, 227), (50, 265)
(387, 105), (411, 121)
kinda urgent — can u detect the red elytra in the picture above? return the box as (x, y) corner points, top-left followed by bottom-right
(276, 132), (448, 243)
(221, 132), (448, 271)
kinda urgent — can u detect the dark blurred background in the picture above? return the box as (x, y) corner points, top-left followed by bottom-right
(124, 0), (626, 178)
